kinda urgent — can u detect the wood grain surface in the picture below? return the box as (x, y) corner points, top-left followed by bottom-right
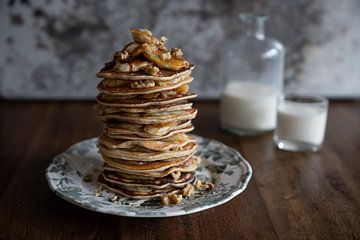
(0, 100), (359, 240)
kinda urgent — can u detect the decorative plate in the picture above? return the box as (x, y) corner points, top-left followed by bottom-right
(45, 135), (252, 217)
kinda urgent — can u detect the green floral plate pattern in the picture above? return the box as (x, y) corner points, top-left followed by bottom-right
(45, 135), (252, 217)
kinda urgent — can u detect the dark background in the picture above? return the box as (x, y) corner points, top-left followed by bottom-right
(1, 0), (359, 99)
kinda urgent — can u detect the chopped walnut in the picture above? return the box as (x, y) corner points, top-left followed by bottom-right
(110, 195), (118, 202)
(114, 62), (130, 72)
(160, 51), (172, 61)
(130, 80), (155, 88)
(157, 45), (167, 52)
(161, 195), (170, 206)
(171, 48), (183, 58)
(113, 60), (152, 73)
(114, 50), (129, 60)
(171, 171), (181, 180)
(160, 36), (168, 43)
(143, 65), (159, 76)
(195, 179), (215, 191)
(182, 183), (195, 197)
(169, 194), (183, 204)
(149, 66), (159, 76)
(157, 81), (169, 87)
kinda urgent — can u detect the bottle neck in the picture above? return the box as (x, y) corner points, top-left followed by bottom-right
(240, 13), (267, 40)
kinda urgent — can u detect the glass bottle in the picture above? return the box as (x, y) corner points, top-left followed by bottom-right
(220, 13), (285, 136)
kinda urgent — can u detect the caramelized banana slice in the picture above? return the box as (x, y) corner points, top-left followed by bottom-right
(144, 51), (189, 70)
(112, 29), (190, 72)
(175, 84), (189, 94)
(114, 42), (141, 60)
(130, 43), (151, 57)
(130, 29), (160, 45)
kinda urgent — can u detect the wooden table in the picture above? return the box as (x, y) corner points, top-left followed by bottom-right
(1, 100), (359, 240)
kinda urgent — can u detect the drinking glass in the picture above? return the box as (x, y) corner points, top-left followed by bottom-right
(274, 94), (329, 152)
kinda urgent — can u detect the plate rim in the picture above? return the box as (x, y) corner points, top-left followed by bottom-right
(45, 135), (252, 218)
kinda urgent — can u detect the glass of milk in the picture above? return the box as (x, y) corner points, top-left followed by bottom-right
(220, 13), (284, 135)
(274, 94), (328, 152)
(220, 81), (278, 135)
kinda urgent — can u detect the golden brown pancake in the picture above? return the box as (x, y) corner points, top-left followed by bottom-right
(99, 142), (196, 161)
(98, 174), (185, 199)
(95, 102), (192, 114)
(102, 154), (192, 172)
(100, 73), (190, 90)
(96, 92), (197, 107)
(105, 124), (194, 140)
(102, 171), (195, 189)
(98, 77), (192, 96)
(99, 133), (195, 152)
(102, 156), (199, 177)
(103, 120), (192, 138)
(97, 65), (194, 81)
(98, 108), (197, 124)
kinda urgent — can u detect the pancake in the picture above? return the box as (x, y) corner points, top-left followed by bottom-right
(104, 171), (194, 184)
(97, 65), (194, 81)
(95, 102), (193, 114)
(104, 120), (192, 137)
(97, 92), (197, 108)
(98, 174), (185, 199)
(99, 133), (195, 152)
(98, 108), (197, 124)
(116, 183), (192, 194)
(103, 156), (199, 178)
(102, 171), (195, 189)
(102, 154), (192, 172)
(97, 76), (193, 96)
(100, 71), (191, 90)
(105, 123), (194, 140)
(99, 142), (196, 161)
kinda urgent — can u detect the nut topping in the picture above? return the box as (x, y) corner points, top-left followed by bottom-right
(195, 179), (215, 191)
(161, 195), (170, 205)
(171, 48), (184, 58)
(169, 194), (183, 204)
(110, 29), (190, 72)
(182, 183), (195, 197)
(171, 171), (181, 180)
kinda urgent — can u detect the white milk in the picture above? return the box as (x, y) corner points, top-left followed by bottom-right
(220, 81), (277, 131)
(275, 102), (327, 145)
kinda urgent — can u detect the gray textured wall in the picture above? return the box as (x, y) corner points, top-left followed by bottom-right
(1, 0), (360, 99)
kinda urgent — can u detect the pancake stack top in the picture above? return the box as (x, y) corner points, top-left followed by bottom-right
(96, 29), (213, 205)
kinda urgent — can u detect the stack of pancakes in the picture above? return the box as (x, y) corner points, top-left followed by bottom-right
(96, 29), (202, 203)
